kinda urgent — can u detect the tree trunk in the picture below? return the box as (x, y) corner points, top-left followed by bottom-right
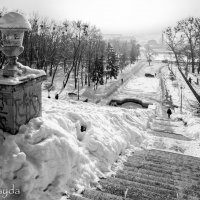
(0, 55), (6, 69)
(63, 59), (67, 73)
(96, 79), (99, 90)
(61, 64), (75, 91)
(51, 63), (58, 86)
(88, 59), (91, 87)
(74, 58), (79, 89)
(189, 40), (195, 73)
(173, 51), (180, 67)
(74, 67), (77, 89)
(85, 74), (87, 85)
(81, 65), (83, 87)
(191, 56), (195, 73)
(198, 61), (200, 74)
(44, 61), (48, 74)
(49, 62), (53, 77)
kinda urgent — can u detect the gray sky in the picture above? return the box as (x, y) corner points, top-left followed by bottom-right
(1, 0), (200, 37)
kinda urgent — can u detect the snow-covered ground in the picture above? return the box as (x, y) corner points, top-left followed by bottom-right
(101, 62), (163, 106)
(0, 61), (200, 200)
(163, 66), (198, 114)
(0, 97), (156, 200)
(44, 63), (138, 103)
(113, 77), (160, 102)
(143, 64), (200, 158)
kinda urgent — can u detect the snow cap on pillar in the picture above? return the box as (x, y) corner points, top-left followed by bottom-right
(0, 12), (31, 30)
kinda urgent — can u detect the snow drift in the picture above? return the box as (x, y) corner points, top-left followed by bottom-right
(0, 98), (156, 200)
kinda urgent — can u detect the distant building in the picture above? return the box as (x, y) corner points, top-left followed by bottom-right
(148, 40), (158, 46)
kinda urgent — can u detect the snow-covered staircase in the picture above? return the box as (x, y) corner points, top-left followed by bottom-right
(68, 117), (199, 200)
(148, 117), (191, 141)
(69, 148), (200, 200)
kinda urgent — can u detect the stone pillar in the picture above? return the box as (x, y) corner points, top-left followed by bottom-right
(0, 12), (47, 134)
(0, 75), (46, 134)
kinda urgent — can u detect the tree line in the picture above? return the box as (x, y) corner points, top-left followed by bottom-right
(0, 8), (140, 93)
(163, 17), (200, 74)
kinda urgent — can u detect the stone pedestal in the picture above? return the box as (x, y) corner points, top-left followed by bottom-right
(0, 74), (46, 134)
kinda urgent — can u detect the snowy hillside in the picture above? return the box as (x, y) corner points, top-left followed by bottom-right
(0, 97), (156, 200)
(1, 62), (200, 200)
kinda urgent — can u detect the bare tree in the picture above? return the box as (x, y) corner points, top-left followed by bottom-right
(194, 18), (200, 74)
(176, 17), (200, 73)
(144, 44), (154, 66)
(163, 26), (184, 67)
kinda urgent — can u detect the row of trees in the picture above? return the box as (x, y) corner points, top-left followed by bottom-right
(0, 8), (140, 93)
(163, 17), (200, 74)
(21, 15), (107, 91)
(108, 39), (140, 68)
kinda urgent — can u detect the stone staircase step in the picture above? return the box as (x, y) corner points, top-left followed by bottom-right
(124, 162), (174, 177)
(155, 117), (183, 124)
(146, 155), (200, 173)
(126, 157), (199, 177)
(127, 155), (189, 171)
(180, 185), (200, 199)
(133, 151), (200, 181)
(148, 150), (200, 165)
(69, 194), (91, 200)
(134, 149), (200, 167)
(83, 188), (152, 200)
(153, 120), (180, 127)
(150, 127), (181, 135)
(98, 178), (174, 200)
(148, 130), (190, 141)
(82, 189), (131, 200)
(115, 171), (176, 191)
(155, 117), (171, 120)
(124, 163), (200, 186)
(123, 165), (175, 181)
(117, 169), (175, 185)
(100, 177), (177, 198)
(124, 166), (200, 188)
(69, 148), (200, 200)
(98, 179), (128, 197)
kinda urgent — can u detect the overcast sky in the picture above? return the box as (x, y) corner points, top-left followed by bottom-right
(1, 0), (200, 38)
